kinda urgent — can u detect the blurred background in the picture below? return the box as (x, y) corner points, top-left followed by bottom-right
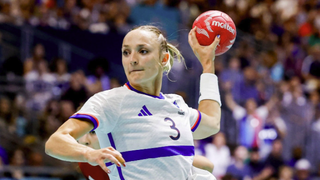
(0, 0), (319, 179)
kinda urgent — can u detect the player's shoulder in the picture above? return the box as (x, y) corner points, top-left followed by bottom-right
(90, 85), (130, 102)
(164, 93), (185, 101)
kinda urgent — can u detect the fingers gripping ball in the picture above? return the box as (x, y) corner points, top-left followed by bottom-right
(192, 10), (237, 56)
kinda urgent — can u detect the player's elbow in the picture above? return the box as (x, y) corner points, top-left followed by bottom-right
(45, 135), (57, 157)
(45, 138), (53, 156)
(208, 116), (221, 134)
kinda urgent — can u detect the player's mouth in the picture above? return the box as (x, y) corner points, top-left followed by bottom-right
(129, 69), (144, 73)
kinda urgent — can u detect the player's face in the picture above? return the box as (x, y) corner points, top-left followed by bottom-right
(78, 131), (100, 149)
(122, 29), (163, 85)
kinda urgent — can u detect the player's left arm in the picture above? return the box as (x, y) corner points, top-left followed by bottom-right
(194, 101), (221, 139)
(192, 155), (214, 173)
(188, 27), (221, 139)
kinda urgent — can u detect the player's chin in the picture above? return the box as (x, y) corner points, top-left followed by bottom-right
(128, 75), (144, 84)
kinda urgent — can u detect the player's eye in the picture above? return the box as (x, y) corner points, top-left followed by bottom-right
(90, 131), (96, 134)
(122, 50), (129, 56)
(140, 49), (148, 54)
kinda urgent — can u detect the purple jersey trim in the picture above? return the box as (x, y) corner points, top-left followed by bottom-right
(191, 110), (202, 132)
(108, 133), (125, 180)
(70, 113), (99, 131)
(125, 82), (165, 99)
(106, 145), (194, 166)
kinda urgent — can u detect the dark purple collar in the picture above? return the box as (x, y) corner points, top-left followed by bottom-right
(125, 82), (165, 99)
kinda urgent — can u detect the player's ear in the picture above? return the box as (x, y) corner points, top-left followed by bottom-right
(162, 52), (170, 66)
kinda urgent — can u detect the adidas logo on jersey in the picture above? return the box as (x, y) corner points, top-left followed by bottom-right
(138, 105), (152, 116)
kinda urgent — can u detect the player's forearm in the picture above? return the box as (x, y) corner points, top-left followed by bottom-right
(194, 70), (221, 139)
(45, 132), (93, 162)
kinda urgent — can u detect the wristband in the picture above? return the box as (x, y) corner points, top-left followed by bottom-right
(198, 73), (221, 106)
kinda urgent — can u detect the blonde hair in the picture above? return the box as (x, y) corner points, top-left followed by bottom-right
(132, 25), (184, 74)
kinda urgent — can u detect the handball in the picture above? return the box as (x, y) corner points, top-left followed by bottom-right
(192, 10), (237, 56)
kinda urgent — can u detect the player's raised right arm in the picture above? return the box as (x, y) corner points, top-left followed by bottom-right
(188, 27), (221, 139)
(45, 118), (125, 174)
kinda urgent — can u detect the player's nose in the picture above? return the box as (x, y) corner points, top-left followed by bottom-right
(78, 135), (90, 146)
(129, 52), (138, 66)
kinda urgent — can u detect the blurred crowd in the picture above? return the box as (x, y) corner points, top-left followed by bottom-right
(0, 0), (320, 180)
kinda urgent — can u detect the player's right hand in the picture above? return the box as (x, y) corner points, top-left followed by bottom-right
(84, 147), (126, 174)
(188, 27), (220, 73)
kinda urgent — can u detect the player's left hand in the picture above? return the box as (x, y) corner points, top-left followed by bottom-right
(188, 27), (220, 73)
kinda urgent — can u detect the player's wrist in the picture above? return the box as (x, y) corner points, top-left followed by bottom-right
(198, 73), (221, 106)
(201, 62), (215, 73)
(83, 147), (95, 162)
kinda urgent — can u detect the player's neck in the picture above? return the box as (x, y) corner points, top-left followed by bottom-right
(129, 76), (162, 97)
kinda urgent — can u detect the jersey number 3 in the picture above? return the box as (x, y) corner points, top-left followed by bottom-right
(164, 117), (180, 140)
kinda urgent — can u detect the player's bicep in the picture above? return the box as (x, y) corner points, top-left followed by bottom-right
(56, 118), (94, 140)
(192, 112), (219, 139)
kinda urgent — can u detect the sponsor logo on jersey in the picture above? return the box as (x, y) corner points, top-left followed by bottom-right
(138, 105), (152, 116)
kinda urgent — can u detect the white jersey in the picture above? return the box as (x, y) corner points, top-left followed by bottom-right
(71, 83), (202, 180)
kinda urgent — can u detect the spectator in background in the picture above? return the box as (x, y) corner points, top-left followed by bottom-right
(86, 57), (111, 95)
(24, 44), (47, 75)
(59, 100), (75, 122)
(38, 99), (62, 141)
(0, 96), (17, 133)
(7, 147), (27, 179)
(247, 147), (265, 178)
(235, 41), (253, 70)
(288, 147), (303, 168)
(49, 57), (71, 97)
(24, 60), (56, 113)
(224, 81), (278, 150)
(259, 107), (287, 159)
(231, 67), (260, 105)
(204, 132), (231, 179)
(294, 159), (312, 180)
(279, 166), (294, 180)
(308, 54), (320, 79)
(226, 145), (251, 180)
(220, 57), (242, 86)
(301, 45), (320, 81)
(280, 77), (313, 160)
(306, 105), (320, 171)
(62, 0), (80, 26)
(265, 139), (285, 179)
(283, 40), (305, 80)
(259, 50), (284, 84)
(60, 70), (89, 110)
